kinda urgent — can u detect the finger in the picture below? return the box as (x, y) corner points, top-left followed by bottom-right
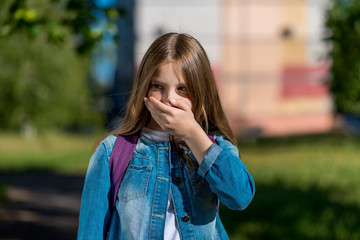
(144, 97), (157, 113)
(145, 97), (169, 120)
(145, 98), (165, 125)
(148, 96), (173, 113)
(169, 98), (192, 111)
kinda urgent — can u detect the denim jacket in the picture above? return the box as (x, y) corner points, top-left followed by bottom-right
(78, 133), (255, 240)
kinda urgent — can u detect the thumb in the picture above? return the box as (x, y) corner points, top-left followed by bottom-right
(169, 98), (192, 111)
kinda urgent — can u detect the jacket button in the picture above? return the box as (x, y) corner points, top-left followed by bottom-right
(174, 177), (182, 184)
(181, 216), (190, 222)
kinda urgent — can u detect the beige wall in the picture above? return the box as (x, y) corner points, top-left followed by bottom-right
(220, 0), (333, 137)
(281, 2), (307, 65)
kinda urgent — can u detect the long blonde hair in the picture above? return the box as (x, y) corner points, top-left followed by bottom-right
(107, 33), (237, 161)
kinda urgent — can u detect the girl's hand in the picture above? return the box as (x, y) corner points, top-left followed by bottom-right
(144, 96), (195, 139)
(144, 96), (213, 163)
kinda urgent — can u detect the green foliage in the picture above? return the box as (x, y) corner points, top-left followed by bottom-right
(0, 31), (102, 132)
(326, 0), (360, 114)
(0, 0), (122, 132)
(0, 0), (122, 53)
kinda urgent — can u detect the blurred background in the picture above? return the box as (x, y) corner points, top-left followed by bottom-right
(1, 0), (360, 239)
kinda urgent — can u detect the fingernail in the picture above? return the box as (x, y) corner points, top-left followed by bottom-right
(170, 99), (176, 103)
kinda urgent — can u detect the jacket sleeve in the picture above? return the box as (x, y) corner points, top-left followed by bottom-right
(77, 141), (112, 240)
(198, 135), (255, 210)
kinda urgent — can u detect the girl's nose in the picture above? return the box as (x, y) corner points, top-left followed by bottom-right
(162, 89), (177, 105)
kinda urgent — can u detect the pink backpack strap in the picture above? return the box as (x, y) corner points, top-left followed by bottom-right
(109, 134), (139, 211)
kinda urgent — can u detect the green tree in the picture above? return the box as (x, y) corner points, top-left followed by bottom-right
(0, 0), (121, 134)
(326, 0), (360, 115)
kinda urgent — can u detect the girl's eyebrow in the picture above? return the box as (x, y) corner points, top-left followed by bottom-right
(151, 80), (165, 85)
(152, 77), (186, 85)
(151, 77), (165, 83)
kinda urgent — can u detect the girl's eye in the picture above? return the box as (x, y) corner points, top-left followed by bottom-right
(152, 84), (163, 89)
(178, 86), (187, 91)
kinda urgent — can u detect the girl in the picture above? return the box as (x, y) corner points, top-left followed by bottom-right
(78, 32), (255, 240)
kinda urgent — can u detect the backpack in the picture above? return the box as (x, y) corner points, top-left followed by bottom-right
(109, 134), (140, 212)
(109, 134), (218, 213)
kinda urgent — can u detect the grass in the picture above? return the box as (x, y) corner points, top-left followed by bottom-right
(241, 134), (360, 204)
(223, 134), (360, 240)
(0, 132), (360, 239)
(0, 132), (97, 174)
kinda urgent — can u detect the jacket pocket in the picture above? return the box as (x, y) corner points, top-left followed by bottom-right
(118, 164), (152, 201)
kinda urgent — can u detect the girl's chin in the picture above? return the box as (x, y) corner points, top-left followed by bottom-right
(145, 119), (164, 132)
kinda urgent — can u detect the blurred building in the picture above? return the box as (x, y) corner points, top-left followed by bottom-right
(131, 0), (332, 137)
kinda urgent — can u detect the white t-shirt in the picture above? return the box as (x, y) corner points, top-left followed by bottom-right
(141, 128), (181, 240)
